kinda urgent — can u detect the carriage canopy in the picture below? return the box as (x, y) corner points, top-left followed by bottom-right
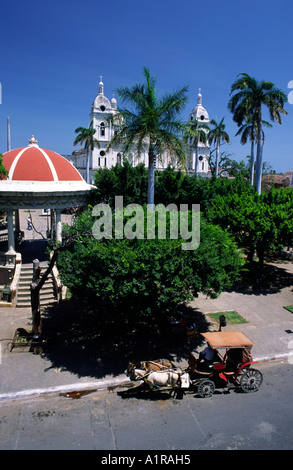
(201, 331), (253, 349)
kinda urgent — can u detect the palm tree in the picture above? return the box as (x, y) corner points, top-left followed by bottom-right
(228, 73), (287, 194)
(235, 115), (272, 186)
(183, 119), (209, 175)
(108, 67), (188, 207)
(208, 118), (230, 177)
(74, 122), (99, 183)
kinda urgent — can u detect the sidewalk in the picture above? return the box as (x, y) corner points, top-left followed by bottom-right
(189, 263), (293, 363)
(1, 260), (293, 402)
(0, 306), (130, 401)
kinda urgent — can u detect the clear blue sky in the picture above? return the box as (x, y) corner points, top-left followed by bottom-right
(0, 0), (292, 173)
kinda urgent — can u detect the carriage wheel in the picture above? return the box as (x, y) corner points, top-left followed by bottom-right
(240, 368), (263, 393)
(197, 379), (215, 398)
(33, 345), (43, 355)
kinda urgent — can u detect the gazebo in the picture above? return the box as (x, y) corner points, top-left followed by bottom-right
(0, 136), (93, 304)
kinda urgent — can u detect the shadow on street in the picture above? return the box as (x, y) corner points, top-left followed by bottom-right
(40, 300), (211, 380)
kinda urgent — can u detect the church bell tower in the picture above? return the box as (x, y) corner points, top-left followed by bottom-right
(188, 89), (210, 174)
(90, 76), (119, 178)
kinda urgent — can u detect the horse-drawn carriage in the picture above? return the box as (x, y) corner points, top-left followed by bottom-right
(126, 332), (263, 398)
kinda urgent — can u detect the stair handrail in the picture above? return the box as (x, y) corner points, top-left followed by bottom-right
(10, 252), (22, 307)
(49, 252), (62, 301)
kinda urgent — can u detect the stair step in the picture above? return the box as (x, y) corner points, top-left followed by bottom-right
(17, 284), (53, 293)
(16, 263), (57, 307)
(18, 279), (53, 287)
(17, 291), (55, 299)
(16, 299), (57, 308)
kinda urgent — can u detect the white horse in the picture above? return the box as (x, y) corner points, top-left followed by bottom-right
(131, 368), (182, 390)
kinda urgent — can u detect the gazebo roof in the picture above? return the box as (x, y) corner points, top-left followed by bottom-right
(0, 136), (93, 209)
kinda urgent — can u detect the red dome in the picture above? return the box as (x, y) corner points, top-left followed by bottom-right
(3, 137), (83, 182)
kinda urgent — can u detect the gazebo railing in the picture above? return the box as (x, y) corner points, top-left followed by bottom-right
(0, 232), (8, 243)
(0, 251), (16, 266)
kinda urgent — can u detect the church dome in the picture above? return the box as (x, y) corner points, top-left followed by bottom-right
(111, 95), (117, 109)
(189, 89), (209, 123)
(92, 76), (112, 112)
(93, 94), (111, 111)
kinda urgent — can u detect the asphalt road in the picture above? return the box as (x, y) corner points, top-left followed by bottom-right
(0, 360), (292, 453)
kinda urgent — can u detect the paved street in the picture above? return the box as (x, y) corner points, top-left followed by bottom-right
(17, 208), (74, 243)
(1, 361), (292, 451)
(1, 245), (293, 452)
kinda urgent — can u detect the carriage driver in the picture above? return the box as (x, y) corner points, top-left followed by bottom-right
(199, 345), (215, 365)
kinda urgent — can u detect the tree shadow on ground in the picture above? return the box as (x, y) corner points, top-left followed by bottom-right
(227, 261), (293, 296)
(40, 300), (212, 380)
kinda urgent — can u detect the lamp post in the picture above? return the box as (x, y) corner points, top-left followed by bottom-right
(218, 315), (226, 331)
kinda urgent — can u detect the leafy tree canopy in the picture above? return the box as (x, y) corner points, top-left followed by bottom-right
(206, 186), (293, 267)
(57, 207), (243, 322)
(0, 154), (8, 180)
(91, 162), (252, 211)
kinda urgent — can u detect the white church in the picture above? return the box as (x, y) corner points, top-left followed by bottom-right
(67, 77), (211, 184)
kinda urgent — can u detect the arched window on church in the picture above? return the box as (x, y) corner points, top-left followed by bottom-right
(99, 150), (106, 167)
(100, 122), (105, 137)
(117, 153), (121, 165)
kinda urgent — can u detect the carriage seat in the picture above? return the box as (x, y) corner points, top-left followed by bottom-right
(188, 352), (214, 375)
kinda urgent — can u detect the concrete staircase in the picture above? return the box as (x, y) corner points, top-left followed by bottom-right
(16, 264), (57, 308)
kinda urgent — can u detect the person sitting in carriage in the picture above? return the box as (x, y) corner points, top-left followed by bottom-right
(198, 345), (215, 367)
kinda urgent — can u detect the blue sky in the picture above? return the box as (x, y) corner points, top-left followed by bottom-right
(0, 0), (292, 173)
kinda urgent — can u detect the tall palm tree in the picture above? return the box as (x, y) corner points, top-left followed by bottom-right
(183, 119), (209, 175)
(235, 115), (272, 187)
(74, 122), (99, 183)
(108, 67), (188, 207)
(208, 118), (230, 177)
(228, 73), (287, 194)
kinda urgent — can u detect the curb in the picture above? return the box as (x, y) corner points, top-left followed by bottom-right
(0, 377), (131, 402)
(254, 353), (290, 363)
(0, 353), (290, 403)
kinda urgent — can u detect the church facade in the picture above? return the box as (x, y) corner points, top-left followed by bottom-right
(67, 77), (211, 184)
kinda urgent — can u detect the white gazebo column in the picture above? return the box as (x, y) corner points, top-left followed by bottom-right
(6, 209), (15, 253)
(55, 209), (62, 243)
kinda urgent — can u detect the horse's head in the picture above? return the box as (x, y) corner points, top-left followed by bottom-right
(126, 362), (133, 377)
(126, 362), (145, 381)
(126, 362), (138, 380)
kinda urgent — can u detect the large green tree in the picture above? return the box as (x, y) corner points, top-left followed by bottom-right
(207, 187), (293, 270)
(228, 73), (287, 194)
(74, 122), (100, 183)
(108, 67), (188, 208)
(57, 207), (244, 321)
(208, 118), (230, 177)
